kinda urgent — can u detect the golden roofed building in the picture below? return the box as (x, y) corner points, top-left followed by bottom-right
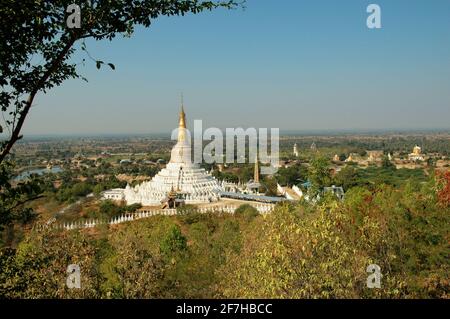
(409, 145), (424, 161)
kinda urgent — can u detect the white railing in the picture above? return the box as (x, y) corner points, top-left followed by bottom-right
(45, 204), (275, 231)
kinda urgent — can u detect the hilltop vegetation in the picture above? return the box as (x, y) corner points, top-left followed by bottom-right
(1, 134), (449, 299)
(0, 173), (448, 299)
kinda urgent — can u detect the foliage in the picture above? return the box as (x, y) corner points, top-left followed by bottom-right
(436, 171), (450, 207)
(354, 166), (427, 189)
(0, 162), (43, 237)
(56, 182), (93, 203)
(0, 0), (242, 163)
(98, 200), (137, 215)
(307, 156), (332, 197)
(100, 227), (165, 298)
(160, 225), (187, 257)
(218, 181), (450, 298)
(0, 0), (242, 241)
(1, 173), (449, 298)
(382, 155), (395, 169)
(218, 204), (367, 298)
(275, 164), (306, 186)
(0, 228), (99, 298)
(234, 204), (259, 222)
(334, 166), (358, 191)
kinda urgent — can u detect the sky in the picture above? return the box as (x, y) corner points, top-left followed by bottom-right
(17, 0), (450, 135)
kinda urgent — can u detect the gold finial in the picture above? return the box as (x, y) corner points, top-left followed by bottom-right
(179, 93), (186, 129)
(180, 92), (186, 121)
(177, 94), (187, 142)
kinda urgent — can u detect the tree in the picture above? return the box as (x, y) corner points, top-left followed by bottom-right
(275, 164), (306, 186)
(160, 225), (187, 256)
(107, 234), (165, 298)
(308, 156), (331, 197)
(219, 183), (450, 298)
(382, 155), (395, 169)
(0, 228), (100, 298)
(99, 199), (121, 215)
(334, 166), (358, 191)
(0, 0), (242, 163)
(218, 205), (368, 298)
(0, 0), (242, 233)
(234, 204), (259, 222)
(0, 162), (43, 242)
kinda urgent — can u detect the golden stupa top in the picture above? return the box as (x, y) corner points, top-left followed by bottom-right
(413, 145), (422, 155)
(177, 96), (188, 143)
(179, 104), (186, 129)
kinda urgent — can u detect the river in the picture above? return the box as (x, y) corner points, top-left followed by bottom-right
(14, 166), (63, 181)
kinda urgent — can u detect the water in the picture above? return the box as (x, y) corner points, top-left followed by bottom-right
(14, 166), (63, 181)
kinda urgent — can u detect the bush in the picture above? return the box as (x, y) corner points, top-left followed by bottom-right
(234, 204), (259, 222)
(160, 225), (187, 256)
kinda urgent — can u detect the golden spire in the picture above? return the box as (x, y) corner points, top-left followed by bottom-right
(177, 93), (187, 142)
(179, 93), (186, 129)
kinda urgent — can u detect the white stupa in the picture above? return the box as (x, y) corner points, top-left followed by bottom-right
(113, 104), (223, 206)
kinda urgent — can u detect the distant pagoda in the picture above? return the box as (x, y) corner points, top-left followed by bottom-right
(293, 143), (299, 157)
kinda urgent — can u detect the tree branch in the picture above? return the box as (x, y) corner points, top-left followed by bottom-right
(10, 194), (46, 211)
(0, 36), (77, 164)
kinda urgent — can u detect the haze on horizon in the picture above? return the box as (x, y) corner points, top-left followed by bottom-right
(4, 0), (450, 137)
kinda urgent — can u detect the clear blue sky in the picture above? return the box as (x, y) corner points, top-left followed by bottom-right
(22, 0), (450, 135)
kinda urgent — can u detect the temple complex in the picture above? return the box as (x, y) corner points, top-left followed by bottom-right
(104, 104), (224, 206)
(102, 100), (287, 208)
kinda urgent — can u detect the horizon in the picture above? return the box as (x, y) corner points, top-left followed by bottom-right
(19, 127), (450, 141)
(3, 0), (450, 136)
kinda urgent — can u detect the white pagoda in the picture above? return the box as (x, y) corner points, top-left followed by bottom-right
(107, 104), (224, 206)
(293, 143), (299, 157)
